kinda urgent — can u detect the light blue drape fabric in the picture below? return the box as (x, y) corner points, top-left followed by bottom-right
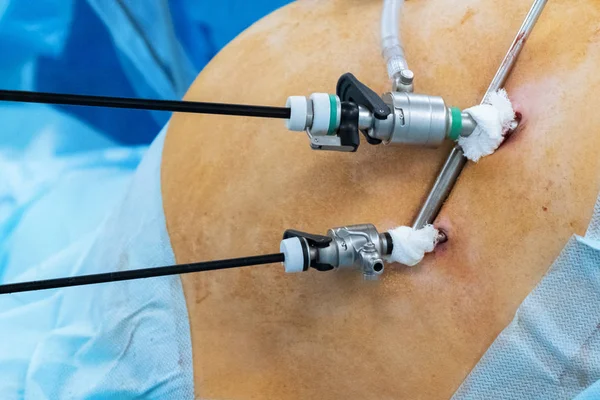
(0, 1), (292, 398)
(454, 194), (600, 400)
(0, 128), (194, 399)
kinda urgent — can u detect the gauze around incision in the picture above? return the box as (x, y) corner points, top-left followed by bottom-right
(386, 225), (439, 266)
(453, 190), (600, 400)
(459, 89), (516, 162)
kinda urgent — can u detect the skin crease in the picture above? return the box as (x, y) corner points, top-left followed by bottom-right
(162, 0), (600, 399)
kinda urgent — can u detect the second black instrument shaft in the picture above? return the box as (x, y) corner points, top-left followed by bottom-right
(0, 89), (291, 119)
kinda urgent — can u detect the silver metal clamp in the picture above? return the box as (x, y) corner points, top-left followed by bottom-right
(280, 224), (393, 280)
(285, 73), (476, 152)
(366, 91), (476, 147)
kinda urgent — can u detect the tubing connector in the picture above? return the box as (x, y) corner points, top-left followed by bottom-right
(392, 69), (414, 93)
(381, 0), (413, 92)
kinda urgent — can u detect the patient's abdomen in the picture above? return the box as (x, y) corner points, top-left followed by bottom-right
(162, 0), (600, 398)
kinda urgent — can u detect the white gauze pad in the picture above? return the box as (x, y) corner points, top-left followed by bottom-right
(459, 89), (516, 162)
(386, 224), (439, 267)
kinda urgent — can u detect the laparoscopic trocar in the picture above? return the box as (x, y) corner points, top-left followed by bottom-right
(0, 0), (547, 293)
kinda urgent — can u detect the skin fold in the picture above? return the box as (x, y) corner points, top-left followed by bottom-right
(161, 0), (600, 398)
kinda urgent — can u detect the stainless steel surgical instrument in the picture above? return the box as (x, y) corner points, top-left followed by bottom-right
(413, 0), (549, 229)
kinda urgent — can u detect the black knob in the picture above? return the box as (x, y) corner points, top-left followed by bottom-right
(283, 229), (332, 248)
(336, 73), (391, 120)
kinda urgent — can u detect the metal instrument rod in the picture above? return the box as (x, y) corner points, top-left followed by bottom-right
(0, 253), (284, 294)
(413, 0), (548, 229)
(0, 89), (292, 119)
